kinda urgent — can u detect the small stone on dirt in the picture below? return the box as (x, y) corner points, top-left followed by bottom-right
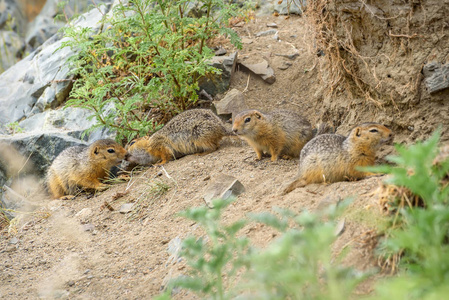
(203, 173), (245, 208)
(423, 62), (449, 94)
(275, 52), (300, 60)
(82, 224), (95, 232)
(267, 23), (278, 28)
(334, 218), (346, 236)
(279, 62), (292, 70)
(215, 47), (227, 56)
(255, 29), (277, 37)
(213, 88), (247, 120)
(9, 237), (19, 244)
(239, 60), (276, 84)
(76, 208), (93, 219)
(241, 38), (253, 44)
(67, 280), (75, 287)
(120, 203), (134, 214)
(5, 245), (16, 252)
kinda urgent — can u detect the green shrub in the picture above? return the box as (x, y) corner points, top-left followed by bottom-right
(368, 131), (449, 300)
(59, 0), (243, 142)
(162, 198), (366, 299)
(167, 199), (249, 299)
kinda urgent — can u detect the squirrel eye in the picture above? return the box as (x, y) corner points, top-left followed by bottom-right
(129, 140), (136, 146)
(107, 148), (115, 153)
(244, 117), (251, 123)
(369, 128), (379, 133)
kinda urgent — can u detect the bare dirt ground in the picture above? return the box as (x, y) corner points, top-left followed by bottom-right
(0, 14), (420, 299)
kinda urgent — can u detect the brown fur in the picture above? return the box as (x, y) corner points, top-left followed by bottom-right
(232, 109), (314, 161)
(282, 123), (393, 194)
(127, 109), (232, 165)
(46, 139), (128, 199)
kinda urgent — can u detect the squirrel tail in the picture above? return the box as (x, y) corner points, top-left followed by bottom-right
(281, 178), (307, 195)
(312, 122), (334, 137)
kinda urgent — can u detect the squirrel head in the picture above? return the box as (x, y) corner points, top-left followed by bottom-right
(350, 123), (394, 149)
(232, 110), (265, 136)
(89, 139), (128, 165)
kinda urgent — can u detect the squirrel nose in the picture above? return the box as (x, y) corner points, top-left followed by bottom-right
(124, 152), (130, 160)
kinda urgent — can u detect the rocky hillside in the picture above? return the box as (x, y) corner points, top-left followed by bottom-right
(0, 0), (448, 298)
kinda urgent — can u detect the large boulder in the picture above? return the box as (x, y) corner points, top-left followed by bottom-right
(198, 52), (238, 96)
(25, 15), (64, 51)
(0, 30), (25, 72)
(0, 133), (88, 214)
(0, 0), (27, 34)
(0, 6), (109, 125)
(0, 133), (88, 181)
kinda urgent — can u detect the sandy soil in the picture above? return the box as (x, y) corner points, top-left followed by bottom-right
(0, 14), (419, 299)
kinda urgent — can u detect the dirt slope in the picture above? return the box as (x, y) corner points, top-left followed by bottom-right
(0, 14), (425, 299)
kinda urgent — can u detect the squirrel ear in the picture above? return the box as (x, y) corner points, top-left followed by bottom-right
(355, 128), (361, 137)
(94, 147), (99, 155)
(254, 112), (262, 119)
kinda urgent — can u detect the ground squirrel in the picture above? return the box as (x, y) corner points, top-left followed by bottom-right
(232, 109), (319, 161)
(127, 109), (233, 165)
(282, 123), (393, 194)
(46, 139), (129, 199)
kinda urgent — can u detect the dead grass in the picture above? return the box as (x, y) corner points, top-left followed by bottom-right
(304, 0), (419, 107)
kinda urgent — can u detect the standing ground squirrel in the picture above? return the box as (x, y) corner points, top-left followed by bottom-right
(127, 109), (233, 165)
(46, 139), (128, 199)
(232, 109), (319, 161)
(282, 123), (393, 194)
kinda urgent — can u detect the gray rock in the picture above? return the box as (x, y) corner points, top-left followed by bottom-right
(203, 173), (245, 208)
(18, 106), (115, 142)
(0, 133), (88, 180)
(266, 23), (278, 28)
(0, 6), (108, 125)
(5, 245), (16, 252)
(255, 29), (277, 37)
(275, 52), (300, 60)
(25, 15), (64, 51)
(198, 52), (238, 96)
(214, 47), (227, 56)
(423, 62), (449, 94)
(119, 203), (134, 214)
(76, 208), (93, 219)
(278, 61), (292, 70)
(334, 218), (345, 236)
(166, 236), (182, 263)
(239, 59), (276, 84)
(0, 0), (26, 34)
(39, 0), (112, 19)
(274, 0), (305, 15)
(9, 236), (18, 244)
(82, 224), (95, 232)
(0, 30), (25, 72)
(212, 88), (247, 121)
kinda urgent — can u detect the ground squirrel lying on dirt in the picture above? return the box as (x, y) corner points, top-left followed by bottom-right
(127, 109), (233, 165)
(282, 123), (393, 194)
(232, 109), (319, 161)
(46, 139), (128, 198)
